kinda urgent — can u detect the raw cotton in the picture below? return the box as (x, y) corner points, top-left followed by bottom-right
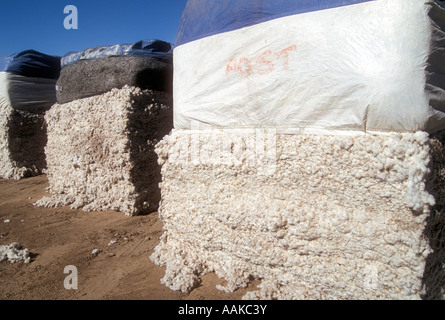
(0, 242), (31, 264)
(56, 56), (173, 104)
(151, 129), (442, 299)
(35, 86), (172, 216)
(0, 103), (48, 180)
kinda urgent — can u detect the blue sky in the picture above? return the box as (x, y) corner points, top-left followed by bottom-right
(0, 0), (188, 57)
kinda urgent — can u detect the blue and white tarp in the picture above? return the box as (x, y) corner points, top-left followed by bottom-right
(173, 0), (445, 134)
(176, 0), (376, 47)
(0, 50), (61, 111)
(61, 39), (173, 68)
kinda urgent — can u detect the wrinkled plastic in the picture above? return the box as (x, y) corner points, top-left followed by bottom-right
(0, 50), (61, 80)
(0, 72), (57, 111)
(61, 39), (173, 68)
(0, 50), (60, 111)
(173, 0), (445, 134)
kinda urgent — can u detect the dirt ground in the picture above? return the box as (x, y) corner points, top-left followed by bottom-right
(0, 175), (258, 300)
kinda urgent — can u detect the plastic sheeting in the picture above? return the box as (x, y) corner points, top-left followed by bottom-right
(0, 72), (58, 111)
(173, 0), (445, 134)
(56, 56), (173, 104)
(0, 50), (61, 80)
(56, 39), (173, 104)
(61, 39), (173, 68)
(0, 50), (60, 111)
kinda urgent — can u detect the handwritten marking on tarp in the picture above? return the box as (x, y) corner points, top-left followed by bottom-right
(226, 45), (297, 76)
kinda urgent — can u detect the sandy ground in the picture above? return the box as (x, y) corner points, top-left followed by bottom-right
(0, 175), (258, 300)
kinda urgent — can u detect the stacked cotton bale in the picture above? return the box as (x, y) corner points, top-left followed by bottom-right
(151, 0), (445, 299)
(55, 40), (172, 104)
(0, 50), (60, 179)
(35, 40), (173, 216)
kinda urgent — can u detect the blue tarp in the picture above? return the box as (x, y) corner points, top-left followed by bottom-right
(176, 0), (377, 46)
(0, 50), (61, 80)
(61, 39), (173, 68)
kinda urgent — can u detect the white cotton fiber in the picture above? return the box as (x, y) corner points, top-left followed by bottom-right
(0, 243), (31, 264)
(151, 130), (437, 300)
(34, 86), (172, 216)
